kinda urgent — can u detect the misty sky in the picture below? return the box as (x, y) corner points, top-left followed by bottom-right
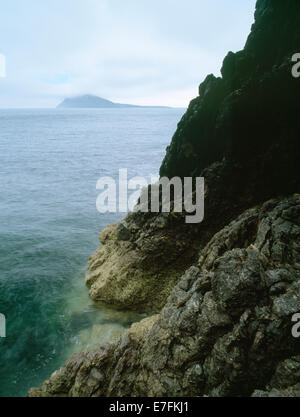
(0, 0), (257, 108)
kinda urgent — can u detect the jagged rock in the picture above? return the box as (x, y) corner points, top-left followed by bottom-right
(30, 0), (300, 397)
(160, 0), (300, 180)
(116, 221), (131, 241)
(85, 212), (201, 312)
(29, 196), (300, 397)
(84, 0), (300, 313)
(252, 356), (300, 397)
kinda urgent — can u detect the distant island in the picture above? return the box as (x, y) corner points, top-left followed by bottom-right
(57, 95), (172, 109)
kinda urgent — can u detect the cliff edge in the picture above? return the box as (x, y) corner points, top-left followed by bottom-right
(29, 0), (300, 397)
(84, 0), (300, 313)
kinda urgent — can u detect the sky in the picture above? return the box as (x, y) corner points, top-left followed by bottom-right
(0, 0), (257, 108)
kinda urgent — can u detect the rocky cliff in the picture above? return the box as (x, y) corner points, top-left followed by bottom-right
(84, 0), (300, 314)
(30, 196), (300, 397)
(29, 0), (300, 397)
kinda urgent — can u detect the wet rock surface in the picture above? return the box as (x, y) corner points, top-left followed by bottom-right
(29, 196), (300, 397)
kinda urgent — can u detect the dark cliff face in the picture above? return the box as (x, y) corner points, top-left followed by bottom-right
(160, 0), (300, 212)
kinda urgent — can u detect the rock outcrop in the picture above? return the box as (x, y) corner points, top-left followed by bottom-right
(85, 0), (300, 313)
(29, 0), (300, 397)
(86, 213), (202, 313)
(29, 196), (300, 397)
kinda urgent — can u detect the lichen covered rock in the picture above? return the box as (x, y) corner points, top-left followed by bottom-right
(85, 213), (201, 312)
(29, 196), (300, 397)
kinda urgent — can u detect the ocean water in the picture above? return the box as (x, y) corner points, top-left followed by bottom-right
(0, 107), (184, 397)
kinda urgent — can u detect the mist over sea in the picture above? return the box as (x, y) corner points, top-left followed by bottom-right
(0, 107), (184, 397)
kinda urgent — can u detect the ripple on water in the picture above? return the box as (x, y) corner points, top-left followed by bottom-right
(60, 269), (147, 359)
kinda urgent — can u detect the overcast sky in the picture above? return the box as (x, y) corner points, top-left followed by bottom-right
(0, 0), (256, 108)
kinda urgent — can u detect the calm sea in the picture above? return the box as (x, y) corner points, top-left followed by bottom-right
(0, 107), (184, 397)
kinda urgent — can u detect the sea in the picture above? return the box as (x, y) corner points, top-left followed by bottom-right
(0, 107), (184, 397)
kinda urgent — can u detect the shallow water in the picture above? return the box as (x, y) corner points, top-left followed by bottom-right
(0, 107), (184, 397)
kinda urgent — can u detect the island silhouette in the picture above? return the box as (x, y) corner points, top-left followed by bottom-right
(57, 94), (172, 109)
